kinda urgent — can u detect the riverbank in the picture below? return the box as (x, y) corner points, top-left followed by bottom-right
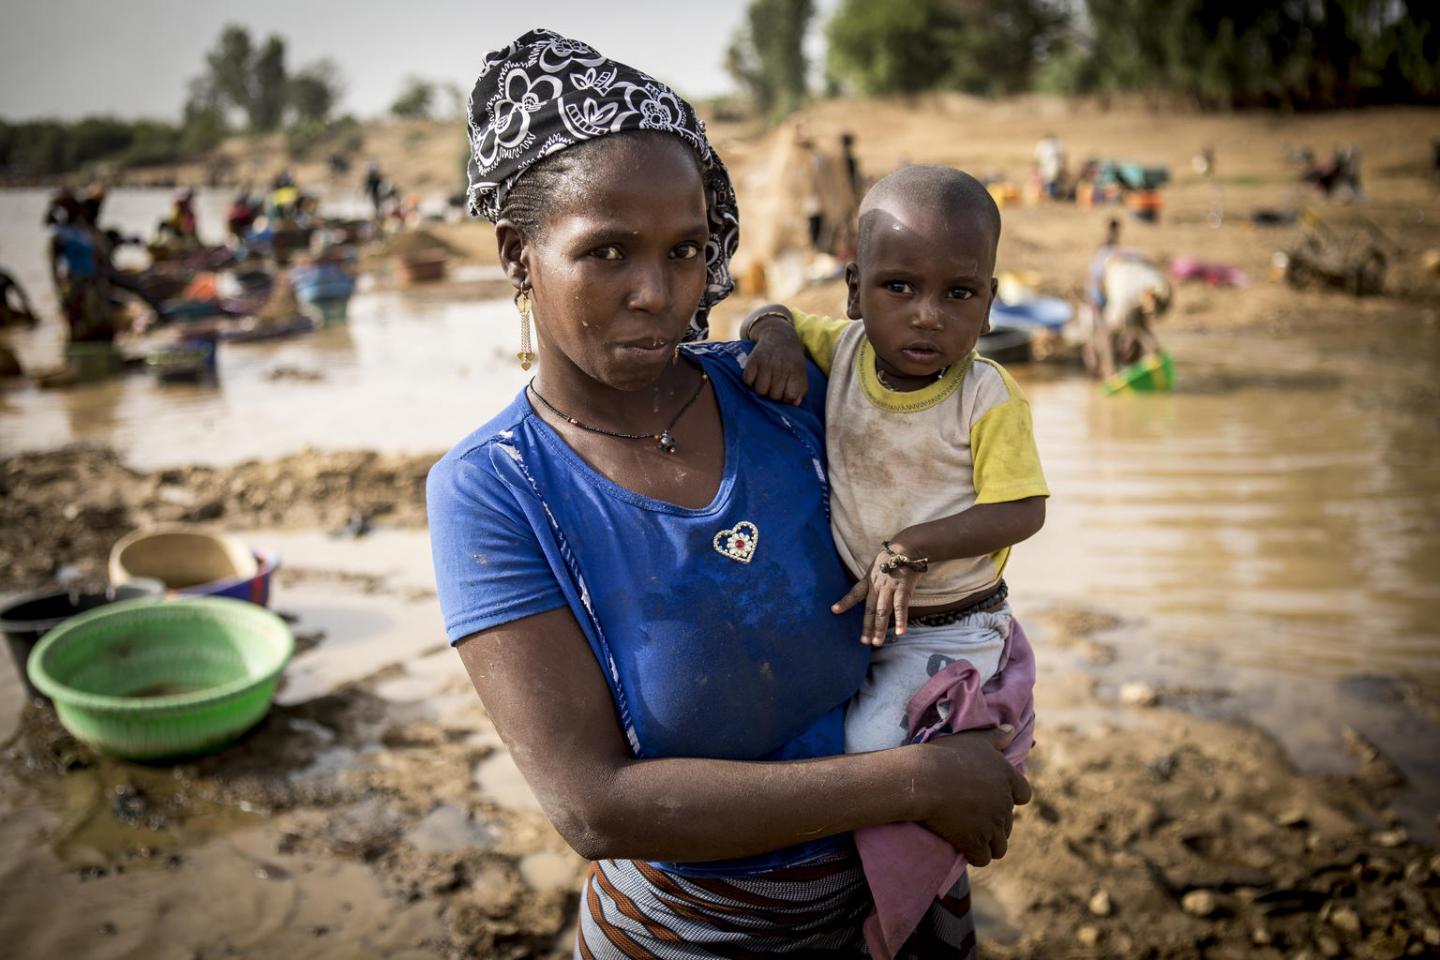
(2, 443), (1438, 957)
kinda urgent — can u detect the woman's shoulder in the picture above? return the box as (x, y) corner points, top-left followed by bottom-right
(683, 340), (829, 429)
(427, 391), (541, 511)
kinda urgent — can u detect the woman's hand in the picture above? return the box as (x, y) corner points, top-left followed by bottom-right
(741, 308), (808, 405)
(915, 727), (1032, 866)
(832, 547), (925, 646)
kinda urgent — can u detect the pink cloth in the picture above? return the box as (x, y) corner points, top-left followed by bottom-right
(856, 618), (1037, 960)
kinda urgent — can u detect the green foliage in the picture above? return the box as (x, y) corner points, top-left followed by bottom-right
(205, 25), (254, 118)
(391, 76), (436, 119)
(826, 0), (1068, 96)
(289, 59), (343, 126)
(251, 35), (288, 132)
(725, 0), (814, 119)
(198, 24), (290, 131)
(1072, 0), (1440, 108)
(0, 117), (190, 176)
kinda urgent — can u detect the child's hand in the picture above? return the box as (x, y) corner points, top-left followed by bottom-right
(741, 308), (808, 405)
(831, 545), (926, 646)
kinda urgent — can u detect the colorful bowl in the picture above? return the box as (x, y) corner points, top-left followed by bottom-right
(26, 597), (294, 760)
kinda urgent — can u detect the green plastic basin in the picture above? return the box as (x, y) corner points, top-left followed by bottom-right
(26, 596), (294, 761)
(1101, 351), (1176, 395)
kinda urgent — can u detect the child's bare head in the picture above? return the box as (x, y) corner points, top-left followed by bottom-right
(856, 165), (1000, 271)
(846, 166), (1001, 384)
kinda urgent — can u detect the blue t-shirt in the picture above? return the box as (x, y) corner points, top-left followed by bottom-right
(427, 340), (869, 876)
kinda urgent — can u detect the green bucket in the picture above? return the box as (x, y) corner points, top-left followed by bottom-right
(26, 597), (294, 761)
(1101, 351), (1176, 395)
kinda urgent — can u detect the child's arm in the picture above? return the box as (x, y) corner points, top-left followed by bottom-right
(833, 499), (1046, 646)
(739, 304), (809, 405)
(739, 304), (852, 405)
(834, 363), (1049, 646)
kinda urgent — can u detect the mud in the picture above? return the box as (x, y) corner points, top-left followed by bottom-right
(0, 445), (433, 590)
(3, 570), (1437, 958)
(2, 655), (581, 959)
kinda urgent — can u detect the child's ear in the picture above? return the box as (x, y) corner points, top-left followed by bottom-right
(845, 262), (862, 320)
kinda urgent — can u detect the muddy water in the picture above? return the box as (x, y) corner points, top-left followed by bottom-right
(0, 289), (527, 467)
(1010, 319), (1440, 816)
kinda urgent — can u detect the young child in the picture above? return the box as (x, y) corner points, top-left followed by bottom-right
(741, 164), (1048, 756)
(741, 164), (1046, 957)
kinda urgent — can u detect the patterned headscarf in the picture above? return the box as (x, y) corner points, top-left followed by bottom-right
(466, 28), (738, 340)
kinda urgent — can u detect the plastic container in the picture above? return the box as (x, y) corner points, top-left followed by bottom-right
(1101, 352), (1176, 395)
(1, 581), (164, 700)
(197, 549), (280, 607)
(64, 342), (124, 382)
(109, 526), (258, 591)
(26, 596), (294, 760)
(1126, 189), (1164, 223)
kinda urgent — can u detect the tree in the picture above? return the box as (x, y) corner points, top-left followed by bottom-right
(827, 0), (958, 95)
(725, 0), (814, 119)
(827, 0), (1068, 97)
(251, 35), (288, 132)
(289, 59), (343, 125)
(1072, 0), (1439, 109)
(391, 77), (436, 119)
(181, 76), (228, 153)
(205, 25), (254, 122)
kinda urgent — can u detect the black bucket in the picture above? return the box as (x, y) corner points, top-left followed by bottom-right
(0, 581), (164, 701)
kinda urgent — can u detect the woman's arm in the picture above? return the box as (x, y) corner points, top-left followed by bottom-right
(458, 606), (1030, 866)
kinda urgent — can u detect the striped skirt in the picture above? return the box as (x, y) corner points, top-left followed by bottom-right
(574, 855), (977, 959)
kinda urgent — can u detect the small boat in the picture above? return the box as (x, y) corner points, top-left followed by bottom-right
(989, 296), (1072, 333)
(218, 315), (316, 343)
(977, 327), (1033, 364)
(292, 261), (356, 325)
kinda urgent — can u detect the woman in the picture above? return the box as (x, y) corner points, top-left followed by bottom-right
(428, 30), (1029, 958)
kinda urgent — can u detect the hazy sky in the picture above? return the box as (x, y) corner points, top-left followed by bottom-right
(2, 0), (830, 122)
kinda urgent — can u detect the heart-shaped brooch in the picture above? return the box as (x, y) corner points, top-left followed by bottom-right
(713, 521), (759, 564)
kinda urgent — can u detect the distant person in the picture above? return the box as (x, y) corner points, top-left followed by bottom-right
(47, 193), (114, 344)
(1034, 132), (1065, 199)
(79, 183), (107, 227)
(0, 265), (39, 328)
(796, 133), (826, 250)
(1082, 218), (1171, 377)
(364, 161), (385, 219)
(226, 191), (257, 243)
(1303, 146), (1363, 200)
(156, 189), (199, 247)
(840, 131), (862, 201)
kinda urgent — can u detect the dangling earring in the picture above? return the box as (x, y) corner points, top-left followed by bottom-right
(515, 289), (536, 371)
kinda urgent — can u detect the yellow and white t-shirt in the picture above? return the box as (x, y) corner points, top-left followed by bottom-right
(790, 310), (1049, 605)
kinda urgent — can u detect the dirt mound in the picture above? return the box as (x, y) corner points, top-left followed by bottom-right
(0, 445), (436, 590)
